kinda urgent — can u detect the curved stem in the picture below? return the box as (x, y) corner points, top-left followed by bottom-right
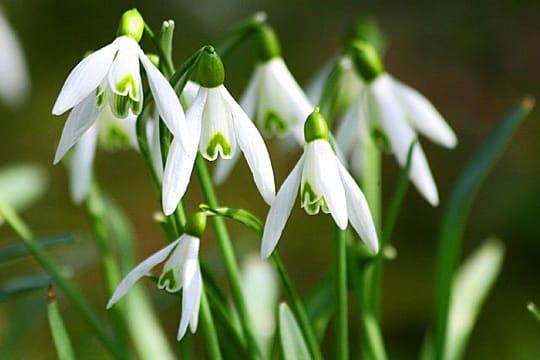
(195, 155), (261, 359)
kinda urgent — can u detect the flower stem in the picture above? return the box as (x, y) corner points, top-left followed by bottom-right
(195, 154), (262, 359)
(0, 198), (124, 359)
(86, 182), (130, 353)
(333, 224), (349, 360)
(200, 288), (223, 360)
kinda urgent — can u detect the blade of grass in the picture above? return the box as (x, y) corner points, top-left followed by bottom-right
(48, 284), (76, 360)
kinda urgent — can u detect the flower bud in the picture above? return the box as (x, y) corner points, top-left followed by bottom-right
(184, 211), (207, 238)
(117, 9), (144, 42)
(257, 25), (281, 62)
(304, 107), (329, 143)
(198, 46), (225, 88)
(350, 40), (384, 83)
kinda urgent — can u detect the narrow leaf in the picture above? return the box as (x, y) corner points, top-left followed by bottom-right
(434, 97), (534, 358)
(48, 285), (76, 360)
(0, 273), (50, 301)
(0, 233), (75, 263)
(279, 302), (312, 360)
(444, 238), (505, 360)
(304, 275), (334, 340)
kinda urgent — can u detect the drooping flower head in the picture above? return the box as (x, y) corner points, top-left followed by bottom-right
(261, 108), (378, 259)
(213, 25), (314, 185)
(51, 9), (189, 166)
(108, 211), (207, 341)
(162, 46), (275, 215)
(335, 40), (458, 206)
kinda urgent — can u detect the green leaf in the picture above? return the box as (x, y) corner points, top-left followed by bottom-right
(305, 275), (334, 341)
(0, 163), (48, 211)
(434, 97), (534, 358)
(279, 302), (312, 360)
(48, 285), (76, 360)
(444, 238), (505, 360)
(0, 233), (75, 263)
(0, 273), (50, 301)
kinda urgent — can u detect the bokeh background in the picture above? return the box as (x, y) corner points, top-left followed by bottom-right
(1, 0), (539, 358)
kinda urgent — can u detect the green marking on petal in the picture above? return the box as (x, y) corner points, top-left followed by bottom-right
(95, 87), (106, 108)
(300, 181), (329, 215)
(371, 127), (391, 152)
(205, 132), (232, 159)
(263, 110), (288, 135)
(111, 94), (140, 118)
(98, 124), (131, 151)
(115, 74), (138, 99)
(158, 268), (177, 292)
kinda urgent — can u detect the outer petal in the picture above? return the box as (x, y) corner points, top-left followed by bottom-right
(53, 93), (101, 164)
(0, 10), (29, 107)
(139, 50), (189, 149)
(309, 140), (348, 229)
(146, 110), (163, 178)
(177, 236), (201, 340)
(336, 161), (379, 253)
(370, 74), (439, 206)
(52, 41), (116, 115)
(239, 65), (260, 118)
(107, 239), (180, 308)
(261, 155), (304, 259)
(162, 89), (204, 215)
(223, 87), (276, 205)
(335, 90), (364, 157)
(390, 76), (457, 148)
(69, 123), (97, 204)
(181, 80), (199, 107)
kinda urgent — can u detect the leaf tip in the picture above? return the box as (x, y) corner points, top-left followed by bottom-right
(48, 283), (55, 304)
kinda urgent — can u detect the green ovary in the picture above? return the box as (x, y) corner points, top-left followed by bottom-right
(301, 181), (329, 215)
(158, 269), (177, 292)
(262, 110), (288, 135)
(205, 132), (232, 159)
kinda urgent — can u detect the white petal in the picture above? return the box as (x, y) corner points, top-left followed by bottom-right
(335, 89), (365, 157)
(199, 87), (237, 160)
(336, 161), (379, 252)
(239, 65), (260, 118)
(69, 123), (97, 204)
(162, 90), (204, 215)
(223, 87), (276, 205)
(0, 10), (29, 107)
(391, 76), (457, 148)
(177, 236), (201, 340)
(53, 93), (101, 164)
(139, 49), (190, 149)
(107, 239), (180, 308)
(261, 155), (304, 259)
(370, 74), (439, 206)
(146, 111), (163, 178)
(52, 41), (116, 115)
(213, 151), (241, 185)
(181, 80), (199, 107)
(188, 266), (202, 334)
(309, 140), (348, 229)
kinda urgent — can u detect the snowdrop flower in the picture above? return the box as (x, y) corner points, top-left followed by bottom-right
(213, 25), (313, 185)
(336, 41), (457, 206)
(107, 212), (206, 341)
(261, 108), (378, 259)
(52, 9), (189, 166)
(0, 9), (29, 107)
(162, 46), (275, 215)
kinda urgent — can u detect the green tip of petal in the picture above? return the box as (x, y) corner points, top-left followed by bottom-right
(185, 211), (207, 238)
(263, 110), (288, 135)
(205, 132), (232, 160)
(117, 9), (144, 42)
(198, 46), (225, 88)
(158, 268), (177, 292)
(304, 107), (329, 143)
(349, 40), (384, 83)
(257, 24), (281, 62)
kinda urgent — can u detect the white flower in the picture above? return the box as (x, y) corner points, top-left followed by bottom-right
(213, 57), (314, 185)
(336, 73), (457, 206)
(0, 9), (29, 107)
(107, 234), (202, 341)
(261, 111), (378, 259)
(162, 83), (276, 216)
(52, 35), (189, 165)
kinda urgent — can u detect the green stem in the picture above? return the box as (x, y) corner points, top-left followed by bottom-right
(200, 289), (223, 360)
(334, 225), (348, 360)
(213, 12), (266, 57)
(195, 155), (261, 359)
(0, 198), (124, 359)
(86, 182), (130, 353)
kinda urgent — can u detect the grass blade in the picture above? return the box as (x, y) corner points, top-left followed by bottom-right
(279, 302), (312, 360)
(48, 284), (76, 360)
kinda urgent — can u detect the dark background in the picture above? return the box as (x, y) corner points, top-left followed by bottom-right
(1, 0), (539, 358)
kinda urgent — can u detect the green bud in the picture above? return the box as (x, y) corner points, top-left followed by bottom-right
(117, 9), (144, 42)
(345, 16), (385, 53)
(350, 40), (384, 83)
(198, 46), (225, 88)
(304, 107), (329, 143)
(257, 24), (281, 62)
(184, 211), (207, 238)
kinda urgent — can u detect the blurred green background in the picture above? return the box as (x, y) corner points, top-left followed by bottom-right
(1, 0), (539, 358)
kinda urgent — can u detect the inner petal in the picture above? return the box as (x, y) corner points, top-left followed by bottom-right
(108, 37), (142, 102)
(300, 146), (329, 215)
